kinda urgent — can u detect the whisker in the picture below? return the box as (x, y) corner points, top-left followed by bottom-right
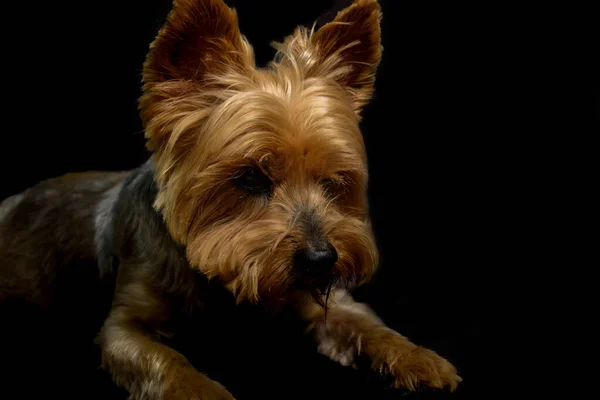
(323, 194), (341, 212)
(270, 213), (298, 253)
(324, 279), (333, 321)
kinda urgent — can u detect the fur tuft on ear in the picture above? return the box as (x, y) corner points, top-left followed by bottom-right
(275, 0), (382, 114)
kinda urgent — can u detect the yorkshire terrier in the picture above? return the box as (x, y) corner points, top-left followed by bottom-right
(0, 0), (461, 398)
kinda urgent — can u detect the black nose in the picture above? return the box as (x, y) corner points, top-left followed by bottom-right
(294, 244), (338, 276)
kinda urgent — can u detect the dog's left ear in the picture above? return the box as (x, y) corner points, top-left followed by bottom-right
(279, 0), (382, 115)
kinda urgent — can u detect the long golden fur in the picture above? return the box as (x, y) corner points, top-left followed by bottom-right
(139, 0), (381, 303)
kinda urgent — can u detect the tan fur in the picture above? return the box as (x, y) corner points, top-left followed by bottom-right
(97, 0), (462, 397)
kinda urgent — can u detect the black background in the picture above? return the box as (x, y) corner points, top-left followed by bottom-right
(0, 0), (492, 398)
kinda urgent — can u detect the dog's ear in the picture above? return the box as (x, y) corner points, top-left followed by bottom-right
(140, 0), (255, 151)
(278, 0), (382, 115)
(311, 0), (382, 113)
(142, 0), (254, 92)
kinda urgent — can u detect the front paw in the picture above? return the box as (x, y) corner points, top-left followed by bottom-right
(370, 335), (462, 392)
(161, 371), (236, 400)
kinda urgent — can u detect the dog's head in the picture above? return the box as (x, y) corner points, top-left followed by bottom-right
(140, 0), (382, 304)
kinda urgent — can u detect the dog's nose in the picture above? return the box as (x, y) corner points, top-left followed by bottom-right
(294, 244), (338, 276)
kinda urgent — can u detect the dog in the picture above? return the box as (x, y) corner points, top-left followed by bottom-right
(0, 0), (461, 398)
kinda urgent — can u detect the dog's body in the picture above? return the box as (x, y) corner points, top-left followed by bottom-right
(0, 171), (125, 310)
(0, 1), (461, 399)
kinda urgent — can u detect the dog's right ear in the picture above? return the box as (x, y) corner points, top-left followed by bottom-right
(141, 0), (254, 95)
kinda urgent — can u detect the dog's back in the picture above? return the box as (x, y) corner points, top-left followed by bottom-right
(0, 172), (126, 306)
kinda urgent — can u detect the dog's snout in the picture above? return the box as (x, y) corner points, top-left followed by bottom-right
(294, 243), (338, 276)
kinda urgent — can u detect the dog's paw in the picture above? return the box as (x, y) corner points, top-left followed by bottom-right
(372, 338), (462, 392)
(311, 308), (461, 393)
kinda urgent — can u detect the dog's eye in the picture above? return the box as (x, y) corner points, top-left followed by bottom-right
(321, 177), (345, 195)
(321, 174), (352, 196)
(234, 166), (272, 195)
(321, 178), (337, 190)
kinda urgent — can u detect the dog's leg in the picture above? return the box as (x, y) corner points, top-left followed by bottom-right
(295, 289), (462, 391)
(99, 282), (235, 400)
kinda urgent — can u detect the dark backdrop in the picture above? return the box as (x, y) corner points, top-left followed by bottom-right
(1, 1), (488, 399)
